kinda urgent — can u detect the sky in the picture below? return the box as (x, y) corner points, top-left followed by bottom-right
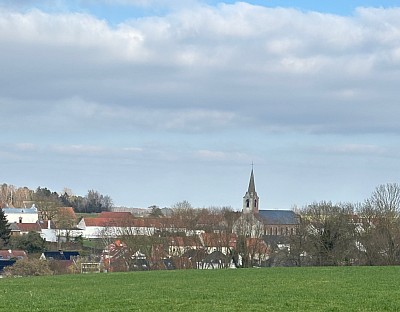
(1, 1), (400, 210)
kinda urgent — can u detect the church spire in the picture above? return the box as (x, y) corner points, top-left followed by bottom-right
(248, 168), (256, 194)
(243, 167), (259, 214)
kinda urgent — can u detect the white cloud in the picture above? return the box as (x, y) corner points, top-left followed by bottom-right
(323, 144), (385, 155)
(1, 4), (400, 137)
(14, 143), (38, 152)
(194, 149), (251, 162)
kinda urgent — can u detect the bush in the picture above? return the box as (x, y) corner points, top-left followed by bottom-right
(8, 232), (45, 253)
(3, 258), (53, 277)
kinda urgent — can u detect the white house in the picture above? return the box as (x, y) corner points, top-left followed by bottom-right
(3, 204), (39, 224)
(38, 220), (58, 242)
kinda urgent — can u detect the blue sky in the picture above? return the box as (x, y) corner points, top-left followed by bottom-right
(1, 1), (400, 210)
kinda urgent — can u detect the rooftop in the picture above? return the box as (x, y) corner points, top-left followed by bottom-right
(258, 210), (300, 225)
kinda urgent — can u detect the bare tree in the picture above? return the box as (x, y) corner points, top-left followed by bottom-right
(0, 184), (16, 207)
(357, 183), (400, 265)
(34, 187), (62, 221)
(12, 187), (34, 208)
(299, 201), (357, 266)
(170, 201), (198, 234)
(233, 213), (265, 267)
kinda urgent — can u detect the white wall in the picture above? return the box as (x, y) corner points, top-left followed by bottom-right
(4, 208), (39, 224)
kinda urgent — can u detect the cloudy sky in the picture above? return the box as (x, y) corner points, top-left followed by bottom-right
(1, 1), (400, 210)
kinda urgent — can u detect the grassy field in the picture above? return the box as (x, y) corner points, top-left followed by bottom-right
(1, 266), (400, 311)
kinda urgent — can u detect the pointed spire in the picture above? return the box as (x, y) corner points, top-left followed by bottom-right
(248, 168), (256, 194)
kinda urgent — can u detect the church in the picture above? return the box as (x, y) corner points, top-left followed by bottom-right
(239, 168), (300, 237)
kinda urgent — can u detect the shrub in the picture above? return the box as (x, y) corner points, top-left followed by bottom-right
(3, 258), (53, 277)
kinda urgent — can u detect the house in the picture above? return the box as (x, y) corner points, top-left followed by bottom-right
(9, 222), (42, 236)
(0, 249), (27, 260)
(200, 232), (237, 255)
(3, 204), (39, 223)
(77, 217), (139, 238)
(77, 212), (144, 238)
(40, 250), (80, 261)
(38, 220), (58, 242)
(8, 220), (58, 242)
(77, 213), (185, 239)
(0, 250), (27, 272)
(102, 240), (130, 272)
(78, 218), (117, 238)
(167, 236), (200, 256)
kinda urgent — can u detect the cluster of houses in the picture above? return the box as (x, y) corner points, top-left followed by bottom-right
(1, 169), (301, 272)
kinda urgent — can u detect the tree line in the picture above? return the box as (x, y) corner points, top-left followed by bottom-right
(281, 183), (400, 267)
(0, 184), (113, 213)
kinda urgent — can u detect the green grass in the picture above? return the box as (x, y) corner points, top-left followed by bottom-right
(1, 266), (400, 311)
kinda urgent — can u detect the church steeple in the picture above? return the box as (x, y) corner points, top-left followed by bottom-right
(243, 167), (259, 214)
(248, 169), (256, 194)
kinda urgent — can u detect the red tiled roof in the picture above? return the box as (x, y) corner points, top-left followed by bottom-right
(15, 223), (42, 232)
(83, 216), (181, 229)
(0, 250), (27, 259)
(201, 233), (237, 248)
(83, 218), (130, 227)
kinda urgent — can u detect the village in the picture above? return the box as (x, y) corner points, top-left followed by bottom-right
(1, 168), (400, 276)
(0, 170), (300, 275)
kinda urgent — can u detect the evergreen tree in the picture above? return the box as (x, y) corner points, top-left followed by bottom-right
(0, 208), (11, 247)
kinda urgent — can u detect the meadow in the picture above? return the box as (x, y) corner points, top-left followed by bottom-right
(1, 266), (400, 311)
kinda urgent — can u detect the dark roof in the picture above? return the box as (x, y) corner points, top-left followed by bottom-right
(0, 260), (16, 272)
(257, 210), (300, 225)
(42, 251), (79, 260)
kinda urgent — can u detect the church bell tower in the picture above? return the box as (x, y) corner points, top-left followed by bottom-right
(242, 168), (259, 214)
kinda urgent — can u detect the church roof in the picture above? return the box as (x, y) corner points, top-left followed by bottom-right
(257, 210), (300, 225)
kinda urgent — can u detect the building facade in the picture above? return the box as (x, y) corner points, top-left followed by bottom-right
(3, 204), (39, 224)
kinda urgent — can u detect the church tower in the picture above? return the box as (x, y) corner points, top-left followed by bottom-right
(242, 168), (259, 214)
